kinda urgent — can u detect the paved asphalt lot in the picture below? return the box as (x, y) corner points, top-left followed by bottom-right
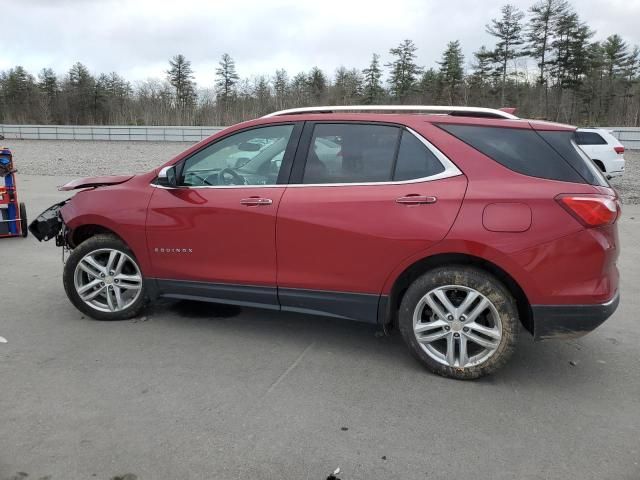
(1, 174), (639, 480)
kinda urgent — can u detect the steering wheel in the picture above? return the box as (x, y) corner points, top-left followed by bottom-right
(219, 168), (246, 185)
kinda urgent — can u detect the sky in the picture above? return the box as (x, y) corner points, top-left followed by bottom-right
(2, 0), (640, 87)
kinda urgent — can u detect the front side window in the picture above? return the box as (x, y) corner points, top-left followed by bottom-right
(180, 124), (294, 186)
(302, 124), (401, 184)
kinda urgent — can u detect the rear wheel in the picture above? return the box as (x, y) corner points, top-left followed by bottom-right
(19, 202), (28, 237)
(398, 265), (518, 380)
(63, 235), (146, 320)
(593, 159), (606, 173)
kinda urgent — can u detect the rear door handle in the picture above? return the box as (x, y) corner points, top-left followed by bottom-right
(396, 194), (437, 205)
(240, 197), (273, 206)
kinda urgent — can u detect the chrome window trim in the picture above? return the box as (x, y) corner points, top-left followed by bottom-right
(150, 128), (462, 190)
(151, 183), (285, 190)
(288, 127), (462, 188)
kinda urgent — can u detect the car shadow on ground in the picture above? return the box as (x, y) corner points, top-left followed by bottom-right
(142, 299), (609, 388)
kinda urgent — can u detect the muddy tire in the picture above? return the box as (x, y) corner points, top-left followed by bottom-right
(398, 265), (518, 380)
(63, 235), (147, 320)
(19, 202), (28, 237)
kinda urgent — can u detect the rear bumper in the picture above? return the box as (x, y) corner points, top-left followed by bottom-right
(605, 158), (625, 177)
(531, 291), (619, 340)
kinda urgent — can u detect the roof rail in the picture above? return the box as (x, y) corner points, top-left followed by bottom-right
(262, 105), (519, 120)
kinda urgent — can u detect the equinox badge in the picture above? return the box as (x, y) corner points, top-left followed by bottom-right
(154, 248), (193, 254)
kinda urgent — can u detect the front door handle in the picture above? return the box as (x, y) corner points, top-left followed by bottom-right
(396, 194), (437, 205)
(240, 197), (273, 206)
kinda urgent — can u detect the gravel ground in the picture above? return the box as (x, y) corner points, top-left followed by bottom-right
(3, 139), (193, 177)
(608, 151), (640, 204)
(3, 139), (638, 203)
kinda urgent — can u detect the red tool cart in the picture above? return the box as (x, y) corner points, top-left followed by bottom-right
(0, 147), (28, 238)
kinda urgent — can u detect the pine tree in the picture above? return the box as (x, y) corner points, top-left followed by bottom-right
(486, 4), (525, 105)
(625, 46), (640, 82)
(386, 39), (422, 102)
(602, 34), (629, 80)
(66, 62), (96, 123)
(273, 69), (288, 109)
(548, 12), (592, 121)
(1, 66), (37, 122)
(527, 0), (569, 116)
(290, 72), (309, 105)
(600, 34), (630, 120)
(469, 47), (494, 105)
(419, 68), (440, 104)
(471, 46), (494, 84)
(622, 46), (640, 123)
(166, 54), (196, 110)
(38, 68), (58, 97)
(37, 68), (58, 122)
(527, 0), (568, 84)
(307, 67), (327, 103)
(253, 75), (271, 115)
(333, 66), (362, 104)
(362, 53), (385, 104)
(437, 40), (465, 104)
(215, 53), (240, 105)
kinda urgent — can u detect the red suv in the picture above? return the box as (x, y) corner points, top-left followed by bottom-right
(30, 106), (620, 379)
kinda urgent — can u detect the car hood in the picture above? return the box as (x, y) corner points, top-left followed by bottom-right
(58, 174), (135, 191)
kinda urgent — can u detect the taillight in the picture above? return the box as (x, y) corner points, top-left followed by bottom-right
(556, 194), (620, 227)
(614, 146), (625, 154)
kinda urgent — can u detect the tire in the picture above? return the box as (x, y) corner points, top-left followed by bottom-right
(593, 160), (606, 173)
(63, 234), (147, 320)
(19, 202), (28, 237)
(398, 265), (518, 380)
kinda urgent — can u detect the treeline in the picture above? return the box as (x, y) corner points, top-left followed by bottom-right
(1, 0), (639, 127)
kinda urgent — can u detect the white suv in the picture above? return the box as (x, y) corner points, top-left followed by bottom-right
(575, 128), (625, 179)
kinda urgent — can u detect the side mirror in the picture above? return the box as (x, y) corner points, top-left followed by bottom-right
(157, 166), (177, 188)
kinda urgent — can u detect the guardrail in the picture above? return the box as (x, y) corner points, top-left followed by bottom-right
(1, 124), (639, 149)
(0, 125), (225, 142)
(608, 128), (640, 151)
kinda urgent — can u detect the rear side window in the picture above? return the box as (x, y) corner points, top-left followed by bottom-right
(393, 130), (445, 180)
(438, 124), (585, 184)
(303, 124), (400, 184)
(539, 131), (608, 186)
(575, 131), (607, 145)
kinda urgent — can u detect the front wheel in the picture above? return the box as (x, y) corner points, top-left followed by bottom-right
(63, 235), (147, 320)
(399, 266), (519, 380)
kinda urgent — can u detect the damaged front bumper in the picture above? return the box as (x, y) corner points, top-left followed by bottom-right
(28, 200), (69, 244)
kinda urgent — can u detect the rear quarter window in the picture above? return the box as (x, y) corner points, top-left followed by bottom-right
(575, 131), (608, 145)
(438, 124), (590, 184)
(393, 130), (445, 181)
(539, 131), (608, 186)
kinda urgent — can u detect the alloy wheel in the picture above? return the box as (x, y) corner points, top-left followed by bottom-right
(73, 248), (143, 313)
(413, 285), (502, 368)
